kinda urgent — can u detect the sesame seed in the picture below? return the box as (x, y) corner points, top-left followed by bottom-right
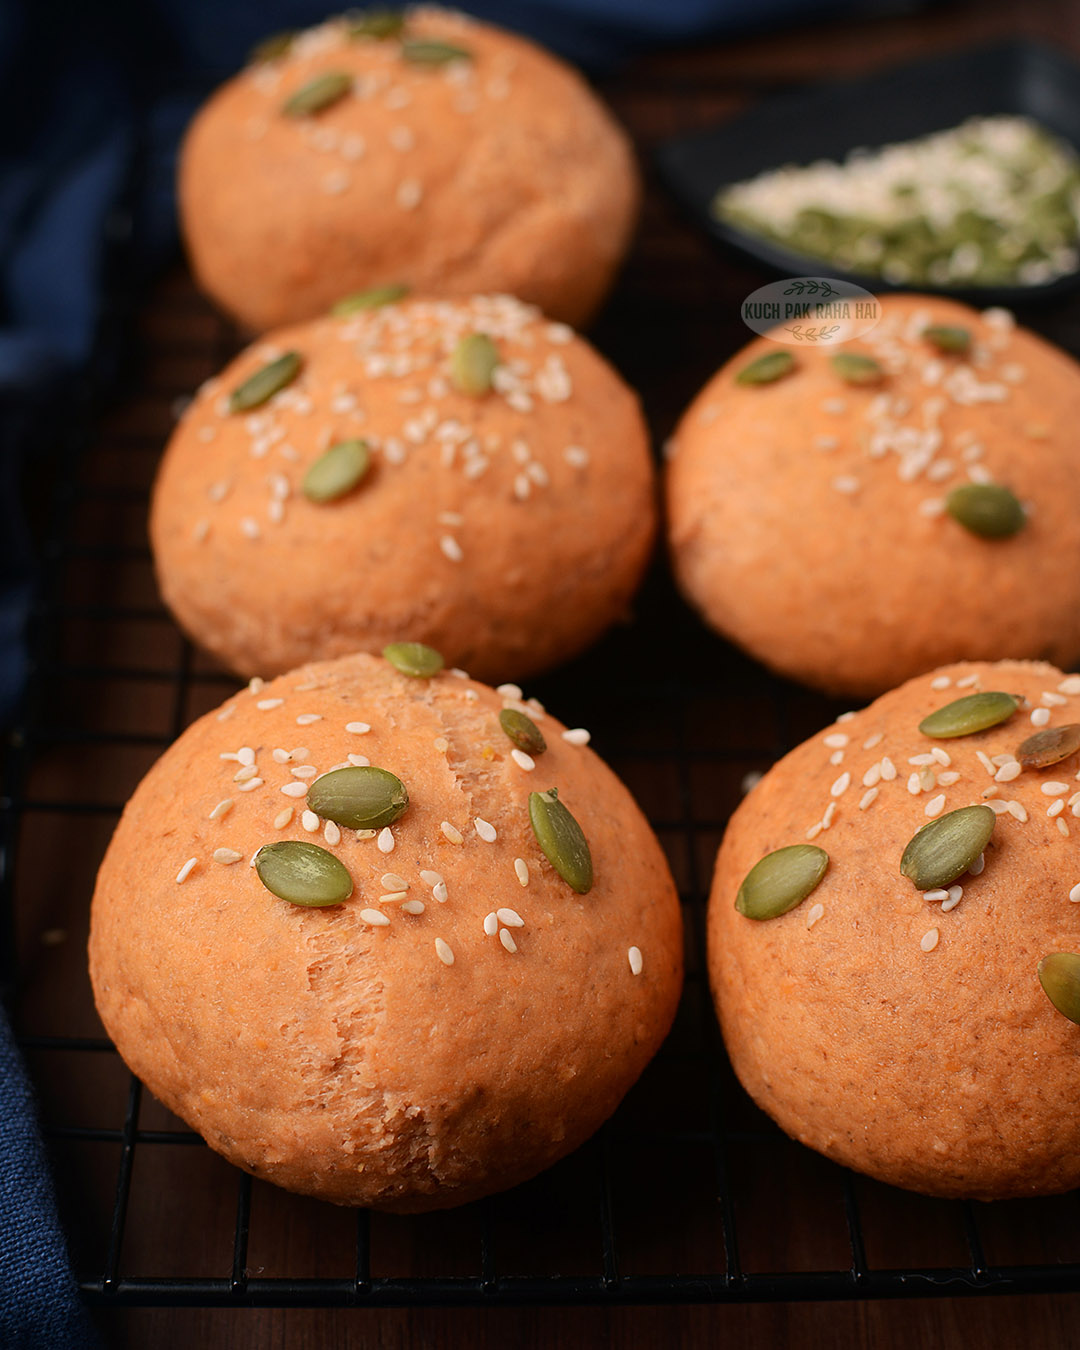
(1049, 800), (1065, 817)
(955, 674), (980, 689)
(947, 885), (963, 904)
(930, 676), (952, 690)
(419, 870), (444, 887)
(380, 891), (408, 904)
(925, 793), (946, 817)
(499, 929), (518, 954)
(1070, 883), (1080, 904)
(302, 810), (319, 832)
(324, 821), (341, 845)
(995, 761), (1022, 783)
(401, 900), (425, 915)
(988, 799), (1010, 814)
(863, 763), (882, 788)
(909, 754), (936, 766)
(863, 732), (883, 750)
(514, 857), (529, 886)
(976, 751), (996, 776)
(563, 728), (591, 747)
(1031, 707), (1051, 727)
(434, 938), (454, 966)
(234, 765), (258, 783)
(240, 517), (260, 540)
(923, 889), (949, 902)
(238, 777), (264, 793)
(931, 747), (951, 766)
(440, 535), (464, 563)
(859, 788), (879, 810)
(475, 818), (497, 843)
(920, 928), (940, 952)
(356, 829), (376, 840)
(907, 773), (922, 795)
(272, 748), (291, 764)
(347, 754), (370, 767)
(1059, 676), (1080, 695)
(377, 827), (395, 853)
(832, 475), (859, 495)
(359, 909), (391, 927)
(805, 823), (823, 840)
(497, 683), (523, 699)
(823, 733), (849, 749)
(1059, 819), (1071, 837)
(208, 799), (233, 821)
(822, 802), (836, 829)
(511, 748), (535, 772)
(176, 858), (198, 884)
(830, 772), (851, 798)
(564, 446), (589, 468)
(290, 765), (317, 779)
(381, 873), (408, 892)
(440, 821), (463, 844)
(396, 178), (423, 210)
(1007, 801), (1029, 822)
(216, 705), (235, 722)
(280, 781), (307, 798)
(497, 908), (524, 928)
(483, 912), (498, 936)
(237, 747), (256, 766)
(256, 698), (283, 710)
(213, 848), (243, 865)
(941, 894), (961, 913)
(296, 713), (322, 726)
(1042, 781), (1071, 796)
(880, 757), (897, 781)
(937, 771), (961, 786)
(1043, 691), (1069, 707)
(802, 903), (823, 931)
(274, 808), (294, 829)
(432, 882), (448, 903)
(433, 737), (449, 754)
(969, 852), (985, 875)
(346, 721), (371, 734)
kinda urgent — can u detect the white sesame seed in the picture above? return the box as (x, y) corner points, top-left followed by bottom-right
(381, 873), (408, 892)
(832, 475), (860, 494)
(628, 945), (644, 974)
(296, 713), (322, 726)
(880, 757), (897, 781)
(356, 829), (376, 841)
(497, 683), (523, 699)
(419, 870), (444, 887)
(1043, 691), (1069, 707)
(380, 891), (408, 904)
(433, 737), (449, 754)
(1059, 818), (1071, 837)
(511, 748), (535, 772)
(377, 827), (395, 854)
(562, 728), (591, 747)
(216, 705), (235, 722)
(930, 747), (951, 766)
(941, 894), (961, 913)
(236, 746), (255, 766)
(280, 781), (307, 797)
(1070, 883), (1080, 903)
(969, 852), (985, 875)
(1059, 676), (1080, 695)
(988, 799), (1010, 814)
(920, 928), (940, 952)
(514, 857), (529, 886)
(1042, 781), (1071, 796)
(930, 676), (952, 691)
(176, 857), (198, 884)
(805, 903), (824, 929)
(238, 777), (264, 793)
(432, 882), (448, 903)
(1031, 707), (1052, 727)
(396, 178), (423, 210)
(859, 788), (879, 810)
(324, 820), (341, 845)
(272, 749), (291, 764)
(976, 751), (996, 776)
(925, 793), (946, 817)
(937, 771), (961, 786)
(434, 938), (454, 966)
(1007, 801), (1029, 822)
(862, 763), (882, 788)
(440, 535), (464, 563)
(483, 912), (499, 936)
(497, 908), (524, 928)
(234, 765), (258, 783)
(955, 674), (980, 689)
(863, 733), (884, 750)
(302, 810), (319, 832)
(256, 698), (283, 711)
(830, 772), (851, 798)
(823, 733), (849, 749)
(909, 753), (936, 766)
(359, 909), (390, 927)
(240, 517), (260, 540)
(947, 885), (963, 904)
(995, 761), (1022, 783)
(829, 750), (845, 767)
(440, 820), (463, 844)
(499, 929), (518, 954)
(805, 823), (823, 840)
(401, 900), (425, 915)
(822, 802), (837, 829)
(923, 889), (949, 902)
(347, 754), (369, 767)
(907, 773), (922, 796)
(290, 765), (318, 779)
(475, 818), (497, 842)
(274, 808), (294, 829)
(213, 848), (243, 865)
(1049, 800), (1065, 817)
(208, 799), (233, 821)
(346, 721), (371, 734)
(564, 446), (589, 468)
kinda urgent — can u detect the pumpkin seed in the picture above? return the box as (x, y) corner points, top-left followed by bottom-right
(1017, 723), (1080, 770)
(346, 8), (404, 39)
(734, 844), (828, 921)
(383, 642), (444, 678)
(302, 440), (370, 503)
(945, 483), (1025, 539)
(401, 37), (472, 65)
(255, 840), (353, 907)
(331, 283), (410, 315)
(923, 324), (971, 354)
(1038, 952), (1080, 1025)
(251, 30), (296, 63)
(528, 789), (592, 894)
(918, 691), (1020, 739)
(282, 71), (353, 118)
(830, 352), (884, 385)
(735, 350), (794, 386)
(499, 708), (546, 756)
(307, 766), (409, 829)
(450, 333), (499, 396)
(900, 804), (995, 891)
(227, 352), (302, 413)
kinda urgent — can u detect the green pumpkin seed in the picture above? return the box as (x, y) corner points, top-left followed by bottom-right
(255, 840), (353, 907)
(734, 844), (828, 921)
(227, 352), (302, 413)
(306, 766), (409, 829)
(528, 789), (592, 894)
(1038, 952), (1080, 1025)
(900, 804), (996, 891)
(331, 283), (410, 316)
(401, 37), (472, 65)
(383, 642), (444, 678)
(282, 71), (353, 118)
(918, 691), (1020, 739)
(945, 483), (1025, 539)
(830, 352), (884, 385)
(250, 30), (296, 63)
(735, 350), (794, 386)
(450, 333), (499, 396)
(346, 8), (405, 39)
(1018, 723), (1080, 770)
(499, 708), (546, 756)
(923, 324), (971, 354)
(302, 440), (370, 503)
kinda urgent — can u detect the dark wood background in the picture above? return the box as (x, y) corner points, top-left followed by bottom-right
(12, 0), (1080, 1342)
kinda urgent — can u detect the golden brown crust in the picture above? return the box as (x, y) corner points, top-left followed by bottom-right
(89, 652), (683, 1210)
(709, 659), (1080, 1199)
(149, 295), (656, 682)
(179, 9), (640, 330)
(666, 294), (1080, 697)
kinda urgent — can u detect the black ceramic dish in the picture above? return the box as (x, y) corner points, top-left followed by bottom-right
(656, 40), (1080, 306)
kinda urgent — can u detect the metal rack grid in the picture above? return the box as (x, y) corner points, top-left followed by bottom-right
(4, 270), (1080, 1312)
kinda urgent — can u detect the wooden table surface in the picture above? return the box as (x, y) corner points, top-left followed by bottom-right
(13, 0), (1080, 1343)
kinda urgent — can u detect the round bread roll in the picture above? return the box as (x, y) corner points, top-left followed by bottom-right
(150, 293), (656, 682)
(666, 295), (1080, 697)
(89, 651), (682, 1211)
(710, 658), (1080, 1199)
(179, 8), (639, 332)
